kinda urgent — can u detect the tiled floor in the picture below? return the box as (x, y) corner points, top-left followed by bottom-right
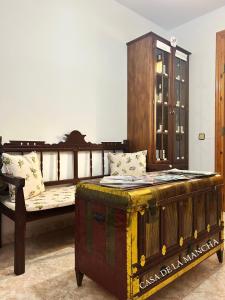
(0, 228), (225, 300)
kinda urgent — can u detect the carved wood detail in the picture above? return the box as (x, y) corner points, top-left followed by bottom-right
(0, 130), (128, 184)
(1, 130), (128, 151)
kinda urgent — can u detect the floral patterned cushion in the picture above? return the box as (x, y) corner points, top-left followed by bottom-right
(2, 152), (45, 201)
(1, 185), (76, 211)
(108, 150), (147, 176)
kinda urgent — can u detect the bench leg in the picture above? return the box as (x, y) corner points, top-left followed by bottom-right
(76, 269), (84, 287)
(217, 249), (224, 263)
(14, 217), (26, 275)
(0, 211), (2, 248)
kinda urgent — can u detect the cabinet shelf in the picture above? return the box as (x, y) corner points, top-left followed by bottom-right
(156, 131), (168, 134)
(157, 72), (169, 79)
(175, 78), (186, 83)
(156, 101), (168, 106)
(175, 103), (185, 109)
(155, 159), (170, 163)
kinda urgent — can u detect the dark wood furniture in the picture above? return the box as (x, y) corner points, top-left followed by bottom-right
(127, 32), (191, 171)
(75, 176), (224, 300)
(215, 29), (225, 211)
(0, 130), (128, 275)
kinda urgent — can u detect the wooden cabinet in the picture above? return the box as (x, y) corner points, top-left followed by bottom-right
(127, 32), (191, 170)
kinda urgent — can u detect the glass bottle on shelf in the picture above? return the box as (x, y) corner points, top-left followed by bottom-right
(156, 54), (163, 74)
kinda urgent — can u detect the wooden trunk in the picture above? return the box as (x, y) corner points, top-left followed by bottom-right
(75, 177), (224, 300)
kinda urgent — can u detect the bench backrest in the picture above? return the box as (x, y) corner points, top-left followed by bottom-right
(0, 130), (128, 186)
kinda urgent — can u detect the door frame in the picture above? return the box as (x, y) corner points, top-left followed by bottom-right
(215, 29), (225, 210)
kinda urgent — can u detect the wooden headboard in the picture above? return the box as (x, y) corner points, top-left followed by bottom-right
(0, 130), (128, 186)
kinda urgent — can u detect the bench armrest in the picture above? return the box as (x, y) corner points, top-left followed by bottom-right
(0, 173), (25, 188)
(0, 173), (26, 212)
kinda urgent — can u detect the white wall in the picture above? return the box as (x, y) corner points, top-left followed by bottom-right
(170, 6), (225, 172)
(0, 0), (166, 244)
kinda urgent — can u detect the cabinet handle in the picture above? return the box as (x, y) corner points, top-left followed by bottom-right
(93, 212), (105, 223)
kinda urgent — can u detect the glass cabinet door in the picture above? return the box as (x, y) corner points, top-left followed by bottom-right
(174, 50), (188, 163)
(154, 41), (171, 163)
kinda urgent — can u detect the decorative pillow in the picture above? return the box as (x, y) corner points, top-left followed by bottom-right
(2, 152), (45, 201)
(108, 151), (147, 176)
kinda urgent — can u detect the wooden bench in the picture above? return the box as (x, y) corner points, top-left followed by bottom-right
(0, 130), (128, 275)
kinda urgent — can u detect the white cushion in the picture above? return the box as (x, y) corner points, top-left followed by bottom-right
(108, 151), (147, 176)
(0, 185), (76, 212)
(2, 152), (45, 201)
